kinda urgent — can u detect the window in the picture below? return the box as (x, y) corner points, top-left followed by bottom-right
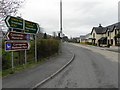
(93, 33), (95, 38)
(111, 39), (113, 45)
(108, 32), (109, 36)
(115, 29), (117, 35)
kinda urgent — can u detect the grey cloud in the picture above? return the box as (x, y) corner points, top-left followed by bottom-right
(20, 0), (118, 37)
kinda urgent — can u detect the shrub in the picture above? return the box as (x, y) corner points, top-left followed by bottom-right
(37, 39), (60, 60)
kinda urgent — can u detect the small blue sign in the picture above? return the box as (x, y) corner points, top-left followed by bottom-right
(6, 43), (12, 50)
(26, 34), (30, 40)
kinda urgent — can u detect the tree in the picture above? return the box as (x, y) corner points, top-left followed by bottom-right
(43, 33), (47, 39)
(0, 0), (25, 32)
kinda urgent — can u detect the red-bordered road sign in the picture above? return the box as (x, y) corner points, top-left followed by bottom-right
(5, 41), (30, 51)
(6, 32), (30, 40)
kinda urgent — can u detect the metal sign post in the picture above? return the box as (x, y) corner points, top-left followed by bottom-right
(35, 35), (37, 62)
(25, 50), (27, 64)
(11, 51), (14, 71)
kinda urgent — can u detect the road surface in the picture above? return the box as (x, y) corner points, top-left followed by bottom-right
(39, 43), (118, 88)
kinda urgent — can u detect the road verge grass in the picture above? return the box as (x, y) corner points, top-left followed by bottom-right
(2, 57), (53, 77)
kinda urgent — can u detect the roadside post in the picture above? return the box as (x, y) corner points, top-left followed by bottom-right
(11, 51), (14, 72)
(25, 50), (27, 64)
(11, 28), (14, 72)
(35, 35), (37, 62)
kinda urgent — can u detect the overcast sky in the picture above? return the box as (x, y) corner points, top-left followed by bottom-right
(19, 0), (119, 37)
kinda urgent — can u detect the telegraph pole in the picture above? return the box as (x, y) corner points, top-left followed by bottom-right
(60, 0), (63, 36)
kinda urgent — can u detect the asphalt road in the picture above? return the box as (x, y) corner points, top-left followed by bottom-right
(39, 43), (118, 88)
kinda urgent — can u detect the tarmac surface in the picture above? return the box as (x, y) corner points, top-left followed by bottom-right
(39, 43), (118, 88)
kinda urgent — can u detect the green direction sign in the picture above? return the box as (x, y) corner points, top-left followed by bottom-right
(5, 16), (24, 30)
(25, 20), (39, 34)
(5, 15), (39, 34)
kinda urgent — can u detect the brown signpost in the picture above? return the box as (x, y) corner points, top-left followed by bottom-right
(6, 32), (30, 40)
(5, 41), (30, 51)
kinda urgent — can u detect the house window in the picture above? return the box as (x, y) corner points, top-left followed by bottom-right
(111, 39), (113, 45)
(108, 32), (109, 36)
(93, 33), (95, 38)
(115, 29), (117, 35)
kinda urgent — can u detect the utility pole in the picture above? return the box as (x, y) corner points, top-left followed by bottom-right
(60, 0), (63, 36)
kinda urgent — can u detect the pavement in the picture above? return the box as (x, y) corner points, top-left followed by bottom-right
(39, 43), (118, 88)
(87, 45), (120, 53)
(2, 43), (74, 88)
(105, 46), (120, 53)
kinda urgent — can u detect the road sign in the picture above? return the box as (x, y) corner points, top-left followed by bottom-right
(5, 41), (30, 51)
(5, 16), (39, 34)
(25, 20), (39, 34)
(5, 16), (24, 30)
(6, 32), (30, 40)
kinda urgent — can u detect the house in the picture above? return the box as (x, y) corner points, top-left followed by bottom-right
(91, 24), (108, 46)
(91, 23), (120, 46)
(85, 33), (92, 43)
(80, 35), (86, 43)
(71, 37), (80, 43)
(105, 22), (120, 46)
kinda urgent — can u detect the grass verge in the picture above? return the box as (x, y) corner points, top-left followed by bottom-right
(2, 58), (48, 78)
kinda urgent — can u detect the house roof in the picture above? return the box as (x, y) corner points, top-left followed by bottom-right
(107, 22), (120, 31)
(80, 35), (86, 39)
(91, 22), (120, 35)
(86, 33), (91, 36)
(107, 25), (115, 32)
(91, 25), (107, 34)
(115, 22), (120, 30)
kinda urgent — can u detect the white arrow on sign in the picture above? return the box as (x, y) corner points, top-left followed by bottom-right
(28, 42), (30, 50)
(5, 16), (10, 27)
(36, 24), (40, 33)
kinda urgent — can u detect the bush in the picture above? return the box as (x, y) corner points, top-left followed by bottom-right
(37, 39), (60, 59)
(2, 50), (11, 70)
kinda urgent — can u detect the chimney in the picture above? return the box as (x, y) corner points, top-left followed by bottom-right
(99, 24), (102, 27)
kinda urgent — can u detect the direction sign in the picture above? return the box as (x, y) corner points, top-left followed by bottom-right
(6, 32), (30, 40)
(5, 42), (30, 51)
(25, 20), (39, 34)
(5, 16), (24, 30)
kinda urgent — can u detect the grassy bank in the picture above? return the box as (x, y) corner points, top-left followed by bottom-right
(80, 42), (97, 46)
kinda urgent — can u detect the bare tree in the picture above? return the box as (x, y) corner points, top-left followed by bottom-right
(0, 0), (25, 32)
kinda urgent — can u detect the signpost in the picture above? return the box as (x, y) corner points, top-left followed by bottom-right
(5, 15), (39, 70)
(5, 42), (30, 51)
(25, 20), (39, 34)
(5, 16), (24, 30)
(6, 32), (30, 40)
(5, 16), (39, 34)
